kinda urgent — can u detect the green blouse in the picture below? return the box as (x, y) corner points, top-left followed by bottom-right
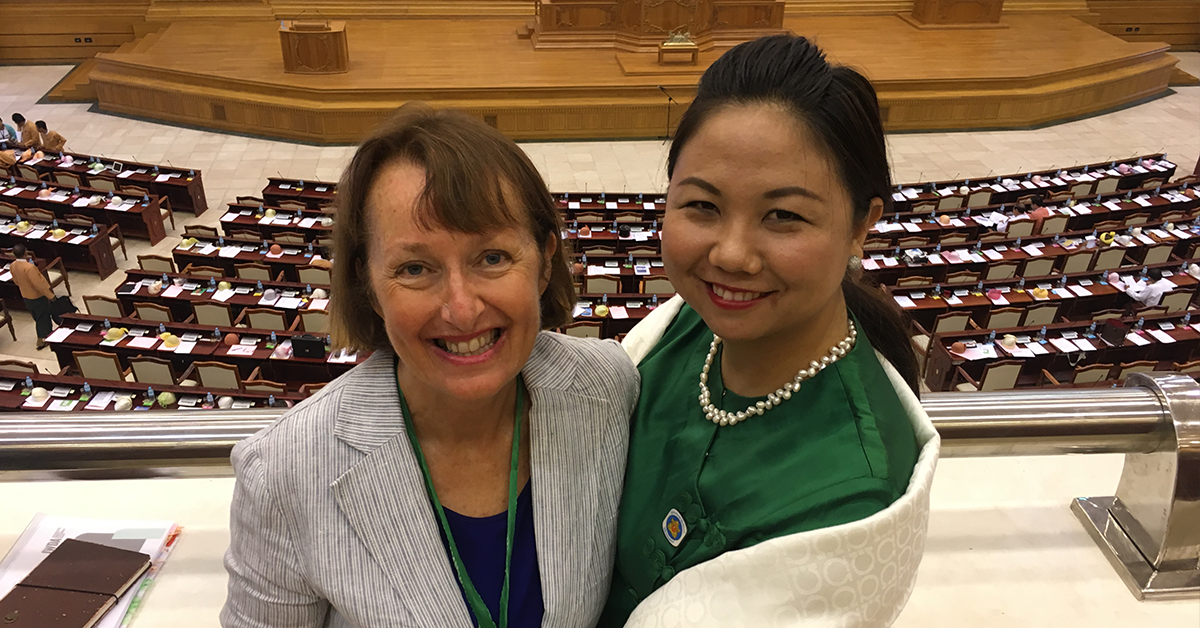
(599, 305), (919, 626)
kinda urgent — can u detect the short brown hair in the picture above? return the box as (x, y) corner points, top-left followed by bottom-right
(331, 104), (575, 352)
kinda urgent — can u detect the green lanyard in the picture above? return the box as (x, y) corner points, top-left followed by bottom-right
(396, 360), (523, 628)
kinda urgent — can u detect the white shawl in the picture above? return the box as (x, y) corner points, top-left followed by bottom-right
(620, 296), (940, 628)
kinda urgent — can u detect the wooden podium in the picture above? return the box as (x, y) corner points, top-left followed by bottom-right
(903, 0), (1007, 29)
(280, 20), (349, 74)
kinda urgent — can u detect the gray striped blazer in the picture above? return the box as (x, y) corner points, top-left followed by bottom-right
(221, 332), (640, 628)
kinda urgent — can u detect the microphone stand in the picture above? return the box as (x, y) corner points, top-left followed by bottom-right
(658, 85), (677, 143)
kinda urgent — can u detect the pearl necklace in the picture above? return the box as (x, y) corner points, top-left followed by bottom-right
(699, 319), (858, 426)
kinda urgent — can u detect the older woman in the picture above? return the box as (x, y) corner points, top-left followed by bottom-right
(602, 36), (940, 626)
(221, 105), (639, 627)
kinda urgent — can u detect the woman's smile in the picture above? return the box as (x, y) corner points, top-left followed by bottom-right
(430, 328), (505, 362)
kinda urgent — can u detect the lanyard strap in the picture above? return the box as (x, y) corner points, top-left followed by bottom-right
(397, 360), (523, 628)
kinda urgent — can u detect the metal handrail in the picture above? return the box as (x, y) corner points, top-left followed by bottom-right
(0, 386), (1172, 476)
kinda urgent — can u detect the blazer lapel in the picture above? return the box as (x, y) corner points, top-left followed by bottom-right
(523, 337), (603, 627)
(329, 352), (472, 627)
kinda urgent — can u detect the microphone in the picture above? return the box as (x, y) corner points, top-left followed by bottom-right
(658, 85), (677, 104)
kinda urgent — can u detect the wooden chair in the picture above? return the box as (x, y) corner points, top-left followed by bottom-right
(106, 223), (128, 260)
(911, 311), (972, 375)
(229, 229), (263, 241)
(128, 355), (178, 387)
(23, 207), (55, 223)
(1040, 363), (1113, 385)
(193, 301), (235, 327)
(88, 174), (116, 192)
(1161, 289), (1193, 314)
(982, 307), (1023, 329)
(1022, 257), (1055, 278)
(574, 211), (604, 223)
(1092, 308), (1125, 322)
(613, 211), (642, 223)
(182, 264), (225, 278)
(985, 261), (1019, 281)
(1046, 192), (1073, 204)
(581, 245), (615, 256)
(1068, 181), (1094, 197)
(1061, 249), (1095, 274)
(184, 225), (219, 240)
(1094, 177), (1120, 195)
(244, 378), (288, 394)
(1172, 360), (1200, 376)
(897, 236), (928, 248)
(180, 360), (243, 390)
(945, 270), (979, 284)
(966, 189), (991, 208)
(1007, 218), (1035, 238)
(118, 184), (150, 198)
(626, 245), (658, 256)
(1124, 213), (1150, 227)
(1093, 247), (1128, 271)
(297, 309), (329, 333)
(235, 262), (275, 281)
(939, 233), (968, 245)
(84, 295), (124, 318)
(74, 350), (128, 382)
(936, 194), (964, 211)
(863, 238), (890, 251)
(896, 276), (932, 288)
(137, 254), (175, 274)
(236, 307), (289, 331)
(979, 232), (1007, 243)
(300, 382), (327, 396)
(273, 232), (306, 245)
(0, 303), (14, 341)
(54, 171), (83, 187)
(277, 199), (307, 211)
(1021, 302), (1059, 327)
(1038, 214), (1069, 235)
(641, 277), (675, 294)
(133, 301), (174, 323)
(1160, 211), (1186, 224)
(583, 275), (619, 294)
(562, 321), (601, 338)
(1093, 220), (1122, 233)
(1116, 360), (1158, 380)
(912, 201), (937, 213)
(0, 359), (38, 374)
(0, 202), (17, 218)
(953, 360), (1023, 392)
(1142, 243), (1173, 266)
(1134, 305), (1168, 318)
(15, 163), (42, 181)
(297, 264), (331, 286)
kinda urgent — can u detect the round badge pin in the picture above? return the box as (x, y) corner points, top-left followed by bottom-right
(662, 508), (687, 547)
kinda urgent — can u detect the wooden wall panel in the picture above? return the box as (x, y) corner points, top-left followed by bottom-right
(0, 1), (149, 62)
(1086, 0), (1200, 50)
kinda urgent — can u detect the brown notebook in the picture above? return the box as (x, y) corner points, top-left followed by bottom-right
(0, 538), (151, 628)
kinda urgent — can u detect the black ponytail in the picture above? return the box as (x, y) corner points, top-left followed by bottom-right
(668, 35), (921, 394)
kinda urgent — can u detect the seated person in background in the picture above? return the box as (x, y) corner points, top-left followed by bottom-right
(0, 120), (15, 145)
(36, 121), (65, 152)
(11, 113), (38, 150)
(1124, 267), (1174, 307)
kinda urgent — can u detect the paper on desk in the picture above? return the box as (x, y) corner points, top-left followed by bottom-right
(126, 336), (158, 349)
(272, 217), (292, 226)
(893, 296), (917, 308)
(902, 222), (921, 233)
(171, 340), (196, 354)
(990, 294), (1010, 305)
(1103, 201), (1122, 211)
(26, 230), (46, 240)
(882, 257), (899, 267)
(1170, 229), (1193, 240)
(217, 246), (240, 258)
(2, 187), (22, 197)
(308, 298), (329, 311)
(891, 192), (905, 202)
(902, 188), (919, 199)
(1052, 288), (1072, 298)
(1134, 197), (1153, 207)
(71, 197), (90, 207)
(1136, 234), (1157, 246)
(197, 244), (218, 255)
(162, 285), (184, 298)
(926, 254), (944, 265)
(47, 399), (78, 411)
(212, 288), (235, 302)
(1069, 285), (1092, 297)
(1049, 337), (1079, 353)
(609, 305), (629, 319)
(1025, 342), (1049, 355)
(1022, 244), (1042, 256)
(45, 327), (73, 343)
(299, 217), (318, 229)
(861, 258), (880, 271)
(983, 250), (1003, 261)
(226, 344), (257, 356)
(944, 295), (963, 305)
(950, 218), (966, 227)
(1148, 329), (1176, 344)
(587, 265), (621, 276)
(258, 294), (279, 306)
(1073, 338), (1097, 351)
(45, 231), (67, 242)
(1126, 332), (1151, 346)
(116, 170), (135, 179)
(568, 202), (581, 209)
(328, 348), (358, 364)
(154, 174), (170, 182)
(643, 202), (656, 210)
(276, 297), (303, 309)
(48, 193), (69, 203)
(21, 395), (49, 408)
(265, 249), (284, 259)
(220, 212), (239, 222)
(85, 390), (115, 410)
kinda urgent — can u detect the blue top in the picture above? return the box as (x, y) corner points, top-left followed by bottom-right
(441, 482), (544, 628)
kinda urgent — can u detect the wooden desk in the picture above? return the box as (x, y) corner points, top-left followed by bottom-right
(220, 204), (333, 242)
(0, 369), (307, 412)
(117, 270), (329, 328)
(262, 178), (337, 209)
(2, 178), (167, 244)
(0, 255), (64, 310)
(925, 313), (1200, 391)
(280, 21), (349, 75)
(172, 238), (327, 282)
(30, 153), (208, 215)
(48, 314), (364, 385)
(0, 219), (117, 279)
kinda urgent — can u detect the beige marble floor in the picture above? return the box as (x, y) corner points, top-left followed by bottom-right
(0, 55), (1196, 371)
